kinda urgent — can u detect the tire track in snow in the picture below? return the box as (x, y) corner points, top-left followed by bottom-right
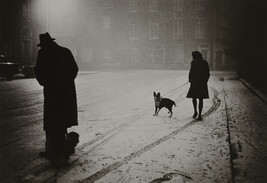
(76, 85), (188, 152)
(79, 87), (221, 183)
(44, 116), (144, 183)
(19, 113), (146, 182)
(21, 90), (188, 182)
(44, 90), (189, 182)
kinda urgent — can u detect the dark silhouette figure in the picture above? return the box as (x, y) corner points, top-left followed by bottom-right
(35, 32), (79, 167)
(186, 51), (210, 120)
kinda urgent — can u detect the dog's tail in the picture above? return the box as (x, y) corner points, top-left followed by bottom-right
(173, 101), (176, 107)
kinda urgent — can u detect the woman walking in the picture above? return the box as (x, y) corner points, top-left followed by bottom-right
(186, 51), (210, 120)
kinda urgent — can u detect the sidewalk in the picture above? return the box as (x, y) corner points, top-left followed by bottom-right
(223, 75), (267, 183)
(239, 78), (267, 104)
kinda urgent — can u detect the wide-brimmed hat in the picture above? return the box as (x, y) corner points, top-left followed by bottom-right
(37, 32), (55, 47)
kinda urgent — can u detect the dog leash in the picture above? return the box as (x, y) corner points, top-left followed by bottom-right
(161, 81), (189, 97)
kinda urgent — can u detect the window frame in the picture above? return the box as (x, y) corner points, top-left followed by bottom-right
(129, 21), (138, 40)
(149, 23), (159, 40)
(195, 0), (205, 11)
(103, 16), (111, 30)
(129, 0), (138, 13)
(195, 17), (204, 38)
(149, 0), (158, 12)
(174, 0), (183, 11)
(174, 44), (185, 63)
(173, 18), (183, 39)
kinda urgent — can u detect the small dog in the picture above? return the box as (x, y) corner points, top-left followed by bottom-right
(153, 92), (176, 117)
(63, 132), (79, 163)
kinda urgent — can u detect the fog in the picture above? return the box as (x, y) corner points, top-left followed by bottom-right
(30, 0), (246, 71)
(1, 1), (267, 182)
(2, 0), (267, 78)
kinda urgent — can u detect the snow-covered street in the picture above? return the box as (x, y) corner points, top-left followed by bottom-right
(1, 70), (267, 183)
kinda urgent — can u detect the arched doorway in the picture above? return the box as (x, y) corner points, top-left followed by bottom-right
(198, 43), (210, 62)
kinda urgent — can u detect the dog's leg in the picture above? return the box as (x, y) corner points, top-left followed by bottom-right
(169, 110), (173, 117)
(156, 108), (161, 115)
(168, 108), (173, 117)
(153, 106), (158, 116)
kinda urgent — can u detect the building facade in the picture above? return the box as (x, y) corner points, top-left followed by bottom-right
(0, 0), (80, 67)
(1, 0), (237, 70)
(0, 0), (47, 66)
(82, 0), (237, 70)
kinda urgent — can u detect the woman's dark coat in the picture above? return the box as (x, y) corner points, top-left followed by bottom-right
(35, 42), (78, 131)
(186, 59), (210, 99)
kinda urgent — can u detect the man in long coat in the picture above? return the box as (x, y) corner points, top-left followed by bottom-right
(35, 33), (78, 166)
(186, 51), (210, 120)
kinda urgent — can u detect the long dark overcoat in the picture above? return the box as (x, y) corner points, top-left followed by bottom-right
(186, 59), (210, 99)
(35, 42), (78, 131)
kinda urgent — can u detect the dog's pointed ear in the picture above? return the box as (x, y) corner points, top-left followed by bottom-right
(153, 92), (156, 96)
(157, 92), (160, 98)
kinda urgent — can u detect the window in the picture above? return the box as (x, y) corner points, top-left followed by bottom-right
(174, 0), (183, 11)
(103, 16), (111, 30)
(174, 18), (183, 39)
(103, 50), (112, 62)
(36, 6), (43, 22)
(81, 47), (92, 63)
(22, 0), (30, 19)
(129, 21), (137, 40)
(152, 45), (165, 64)
(215, 50), (224, 65)
(149, 23), (159, 40)
(195, 17), (204, 38)
(219, 17), (229, 38)
(174, 44), (185, 63)
(35, 0), (44, 22)
(149, 0), (158, 12)
(130, 48), (139, 63)
(195, 0), (204, 10)
(102, 0), (111, 9)
(198, 44), (210, 61)
(87, 21), (95, 34)
(129, 0), (137, 13)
